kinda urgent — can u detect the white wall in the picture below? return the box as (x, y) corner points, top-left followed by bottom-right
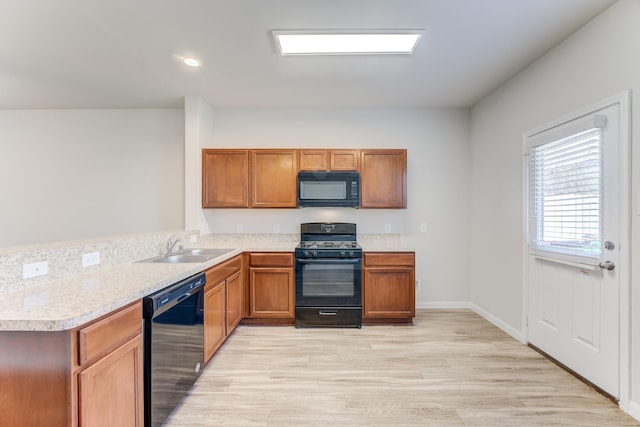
(468, 0), (640, 411)
(0, 109), (185, 247)
(192, 107), (471, 305)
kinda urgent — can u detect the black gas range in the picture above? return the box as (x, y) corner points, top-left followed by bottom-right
(294, 223), (362, 328)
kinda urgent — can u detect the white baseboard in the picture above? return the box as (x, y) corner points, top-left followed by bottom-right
(417, 301), (524, 343)
(417, 301), (471, 310)
(469, 303), (524, 343)
(628, 400), (640, 422)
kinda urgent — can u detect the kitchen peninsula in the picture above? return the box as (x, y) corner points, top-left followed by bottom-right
(0, 231), (414, 426)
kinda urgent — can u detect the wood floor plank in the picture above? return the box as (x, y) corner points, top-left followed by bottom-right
(165, 310), (639, 426)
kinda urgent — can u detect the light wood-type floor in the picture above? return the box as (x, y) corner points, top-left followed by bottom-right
(165, 310), (639, 426)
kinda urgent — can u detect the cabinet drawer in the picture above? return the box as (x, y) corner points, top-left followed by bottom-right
(205, 255), (242, 289)
(250, 253), (293, 267)
(78, 301), (142, 366)
(364, 252), (415, 267)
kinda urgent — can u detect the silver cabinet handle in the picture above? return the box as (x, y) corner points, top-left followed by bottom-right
(599, 261), (615, 271)
(319, 311), (338, 316)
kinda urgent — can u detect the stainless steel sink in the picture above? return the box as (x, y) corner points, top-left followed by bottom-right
(151, 254), (212, 263)
(181, 248), (233, 257)
(138, 248), (234, 264)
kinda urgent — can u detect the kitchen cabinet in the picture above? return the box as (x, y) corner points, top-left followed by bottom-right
(246, 252), (295, 324)
(360, 149), (407, 208)
(299, 149), (360, 171)
(204, 279), (226, 363)
(202, 149), (250, 208)
(250, 149), (298, 207)
(204, 255), (243, 363)
(0, 300), (143, 427)
(363, 252), (415, 323)
(202, 149), (298, 208)
(203, 147), (407, 209)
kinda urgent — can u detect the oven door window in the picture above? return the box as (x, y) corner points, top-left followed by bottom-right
(301, 263), (354, 297)
(296, 259), (362, 307)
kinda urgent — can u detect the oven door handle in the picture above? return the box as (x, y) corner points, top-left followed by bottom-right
(297, 259), (361, 264)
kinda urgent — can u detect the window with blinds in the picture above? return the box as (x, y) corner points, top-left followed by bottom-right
(527, 115), (605, 263)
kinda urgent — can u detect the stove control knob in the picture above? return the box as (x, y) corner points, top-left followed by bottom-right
(303, 250), (310, 257)
(349, 251), (355, 257)
(340, 250), (346, 257)
(313, 251), (318, 257)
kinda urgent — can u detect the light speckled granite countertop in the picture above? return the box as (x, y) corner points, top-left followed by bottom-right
(0, 249), (243, 331)
(0, 234), (412, 332)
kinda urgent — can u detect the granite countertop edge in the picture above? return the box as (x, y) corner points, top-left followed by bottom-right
(1, 243), (414, 332)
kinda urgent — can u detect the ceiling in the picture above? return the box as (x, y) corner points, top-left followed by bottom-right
(0, 0), (616, 109)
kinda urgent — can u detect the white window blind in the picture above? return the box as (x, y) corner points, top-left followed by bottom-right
(527, 114), (605, 263)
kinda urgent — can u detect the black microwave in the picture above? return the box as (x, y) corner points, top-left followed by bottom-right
(297, 171), (360, 208)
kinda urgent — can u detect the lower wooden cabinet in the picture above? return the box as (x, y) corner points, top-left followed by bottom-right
(363, 252), (415, 323)
(0, 300), (143, 427)
(78, 336), (143, 427)
(246, 252), (295, 323)
(204, 255), (243, 363)
(226, 270), (243, 330)
(204, 279), (226, 363)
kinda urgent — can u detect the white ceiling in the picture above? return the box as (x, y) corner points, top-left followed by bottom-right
(0, 0), (616, 109)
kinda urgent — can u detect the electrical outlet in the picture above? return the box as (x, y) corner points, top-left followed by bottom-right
(384, 223), (391, 233)
(273, 223), (280, 233)
(23, 261), (48, 279)
(415, 279), (421, 293)
(420, 222), (427, 233)
(82, 252), (100, 268)
(236, 224), (244, 233)
(190, 234), (198, 243)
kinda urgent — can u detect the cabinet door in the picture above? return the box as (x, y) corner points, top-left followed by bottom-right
(78, 335), (143, 427)
(363, 267), (415, 320)
(249, 267), (295, 318)
(360, 149), (407, 208)
(202, 150), (250, 208)
(299, 150), (328, 171)
(250, 150), (298, 207)
(330, 149), (359, 171)
(226, 270), (243, 333)
(299, 149), (359, 171)
(204, 281), (226, 363)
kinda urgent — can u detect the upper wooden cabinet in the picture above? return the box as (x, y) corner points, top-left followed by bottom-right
(203, 147), (407, 209)
(202, 149), (298, 208)
(360, 149), (407, 208)
(202, 149), (250, 208)
(299, 149), (359, 171)
(250, 149), (298, 208)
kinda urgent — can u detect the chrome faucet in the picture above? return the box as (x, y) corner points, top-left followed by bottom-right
(165, 235), (183, 256)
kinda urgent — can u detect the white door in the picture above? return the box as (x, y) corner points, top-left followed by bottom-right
(526, 101), (621, 397)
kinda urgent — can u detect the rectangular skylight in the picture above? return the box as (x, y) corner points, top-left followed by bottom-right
(273, 30), (423, 55)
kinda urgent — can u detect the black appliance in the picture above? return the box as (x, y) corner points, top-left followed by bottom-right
(143, 272), (206, 427)
(295, 222), (362, 328)
(297, 171), (360, 208)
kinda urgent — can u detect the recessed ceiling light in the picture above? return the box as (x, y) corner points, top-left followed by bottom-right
(184, 58), (200, 67)
(273, 30), (423, 55)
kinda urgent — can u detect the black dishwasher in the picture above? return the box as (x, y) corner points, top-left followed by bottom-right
(143, 272), (206, 427)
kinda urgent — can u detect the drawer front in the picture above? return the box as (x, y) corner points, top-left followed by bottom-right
(205, 255), (242, 289)
(364, 252), (415, 267)
(250, 252), (293, 267)
(78, 301), (142, 366)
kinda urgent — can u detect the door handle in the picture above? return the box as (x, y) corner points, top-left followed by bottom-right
(599, 261), (615, 271)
